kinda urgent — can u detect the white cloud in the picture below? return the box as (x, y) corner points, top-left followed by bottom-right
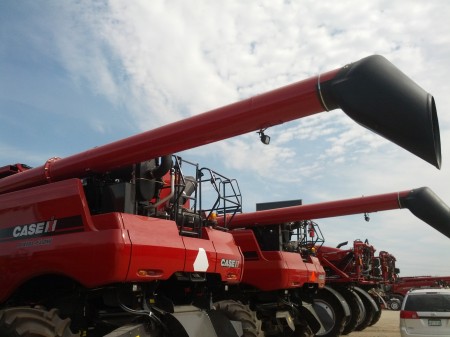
(2, 0), (450, 276)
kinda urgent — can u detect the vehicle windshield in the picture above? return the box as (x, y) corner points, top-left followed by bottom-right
(405, 293), (450, 312)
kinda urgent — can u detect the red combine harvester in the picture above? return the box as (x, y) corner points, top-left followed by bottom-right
(0, 55), (446, 336)
(212, 198), (327, 337)
(217, 187), (450, 337)
(384, 275), (450, 311)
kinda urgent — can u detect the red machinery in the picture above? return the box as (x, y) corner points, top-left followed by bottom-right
(384, 275), (450, 311)
(0, 55), (444, 337)
(218, 187), (450, 337)
(316, 239), (384, 334)
(370, 251), (450, 311)
(378, 250), (399, 285)
(376, 250), (402, 310)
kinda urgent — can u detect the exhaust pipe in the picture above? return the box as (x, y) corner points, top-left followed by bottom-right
(219, 187), (450, 239)
(319, 55), (441, 169)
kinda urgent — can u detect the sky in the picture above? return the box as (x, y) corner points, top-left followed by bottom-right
(1, 1), (449, 277)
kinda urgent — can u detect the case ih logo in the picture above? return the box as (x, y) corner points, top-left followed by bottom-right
(0, 215), (84, 243)
(12, 219), (57, 238)
(221, 259), (240, 268)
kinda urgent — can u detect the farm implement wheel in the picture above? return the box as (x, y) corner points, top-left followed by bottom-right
(338, 288), (365, 335)
(214, 300), (263, 337)
(353, 289), (376, 331)
(0, 307), (78, 337)
(313, 289), (346, 337)
(369, 298), (382, 326)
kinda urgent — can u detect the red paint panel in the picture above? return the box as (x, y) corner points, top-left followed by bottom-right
(241, 251), (292, 291)
(232, 230), (315, 291)
(203, 227), (243, 283)
(0, 228), (132, 302)
(120, 213), (186, 281)
(0, 179), (93, 229)
(306, 256), (326, 288)
(0, 180), (132, 302)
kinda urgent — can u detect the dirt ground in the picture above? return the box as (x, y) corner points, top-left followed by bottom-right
(346, 310), (400, 337)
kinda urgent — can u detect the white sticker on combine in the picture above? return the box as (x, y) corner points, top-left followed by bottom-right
(193, 248), (209, 272)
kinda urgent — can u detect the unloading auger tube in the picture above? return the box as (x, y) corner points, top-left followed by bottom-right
(0, 55), (441, 194)
(217, 187), (450, 239)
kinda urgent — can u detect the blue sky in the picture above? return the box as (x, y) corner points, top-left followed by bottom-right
(1, 1), (450, 276)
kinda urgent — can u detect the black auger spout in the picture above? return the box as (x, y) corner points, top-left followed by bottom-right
(319, 55), (441, 169)
(400, 187), (450, 238)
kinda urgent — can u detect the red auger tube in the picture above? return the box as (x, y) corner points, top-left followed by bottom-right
(0, 55), (441, 194)
(218, 187), (450, 239)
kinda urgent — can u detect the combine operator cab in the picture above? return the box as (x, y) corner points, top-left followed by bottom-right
(82, 155), (202, 230)
(289, 220), (325, 256)
(81, 155), (243, 237)
(248, 219), (325, 261)
(82, 155), (174, 216)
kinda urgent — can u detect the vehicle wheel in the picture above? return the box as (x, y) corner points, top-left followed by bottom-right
(313, 289), (346, 337)
(369, 298), (382, 326)
(353, 290), (375, 331)
(214, 300), (263, 337)
(338, 288), (365, 335)
(389, 295), (404, 311)
(0, 307), (78, 337)
(388, 298), (402, 311)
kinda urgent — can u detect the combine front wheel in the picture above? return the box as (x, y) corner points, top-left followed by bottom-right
(214, 300), (263, 337)
(0, 307), (78, 337)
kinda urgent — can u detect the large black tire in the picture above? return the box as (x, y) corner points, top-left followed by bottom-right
(313, 289), (347, 337)
(353, 290), (375, 331)
(369, 298), (382, 326)
(214, 300), (263, 337)
(0, 307), (79, 337)
(338, 288), (365, 335)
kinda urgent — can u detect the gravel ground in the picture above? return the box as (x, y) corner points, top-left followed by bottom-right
(346, 310), (401, 337)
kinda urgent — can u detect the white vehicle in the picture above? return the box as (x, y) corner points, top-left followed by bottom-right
(400, 288), (450, 336)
